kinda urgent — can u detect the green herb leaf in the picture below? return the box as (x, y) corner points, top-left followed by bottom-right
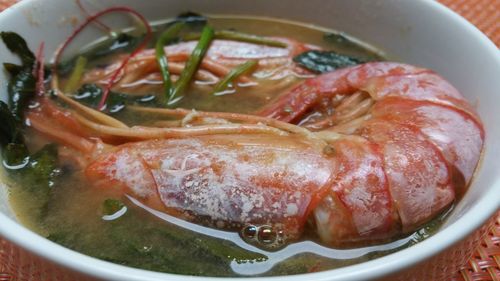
(3, 144), (61, 220)
(2, 143), (29, 169)
(103, 199), (125, 216)
(3, 63), (23, 76)
(73, 84), (125, 113)
(72, 83), (103, 105)
(93, 33), (140, 58)
(0, 31), (35, 66)
(8, 68), (36, 121)
(28, 144), (60, 187)
(212, 60), (257, 95)
(24, 144), (60, 216)
(1, 32), (37, 122)
(169, 25), (215, 106)
(0, 101), (23, 147)
(293, 50), (363, 73)
(72, 84), (157, 113)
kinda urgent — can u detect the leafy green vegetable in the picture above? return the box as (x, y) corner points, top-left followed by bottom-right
(155, 22), (186, 104)
(0, 101), (23, 147)
(72, 84), (104, 105)
(3, 144), (61, 219)
(28, 144), (60, 187)
(64, 56), (87, 93)
(1, 32), (37, 122)
(93, 33), (141, 58)
(3, 63), (23, 77)
(212, 60), (257, 95)
(72, 83), (158, 113)
(7, 68), (36, 121)
(2, 143), (29, 168)
(73, 84), (126, 113)
(103, 199), (125, 216)
(293, 50), (363, 73)
(0, 31), (35, 66)
(0, 34), (61, 219)
(169, 25), (215, 106)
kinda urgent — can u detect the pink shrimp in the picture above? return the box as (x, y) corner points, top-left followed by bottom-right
(26, 97), (337, 248)
(26, 61), (483, 248)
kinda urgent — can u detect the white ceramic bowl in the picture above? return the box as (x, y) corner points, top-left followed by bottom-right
(0, 0), (499, 280)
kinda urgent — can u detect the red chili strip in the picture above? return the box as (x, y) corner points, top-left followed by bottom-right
(35, 42), (45, 96)
(52, 6), (153, 110)
(76, 0), (112, 33)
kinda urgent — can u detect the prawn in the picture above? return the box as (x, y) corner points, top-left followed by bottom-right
(25, 62), (484, 248)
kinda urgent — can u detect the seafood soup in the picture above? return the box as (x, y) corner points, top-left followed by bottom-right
(0, 9), (484, 277)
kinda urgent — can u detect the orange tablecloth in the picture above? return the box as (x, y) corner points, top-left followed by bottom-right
(440, 0), (499, 46)
(0, 1), (498, 281)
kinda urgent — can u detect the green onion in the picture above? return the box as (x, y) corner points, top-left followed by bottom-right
(183, 30), (288, 48)
(215, 30), (287, 48)
(155, 22), (185, 104)
(169, 25), (215, 106)
(212, 60), (257, 95)
(64, 56), (87, 93)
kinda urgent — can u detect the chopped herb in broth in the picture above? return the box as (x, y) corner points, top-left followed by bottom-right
(293, 50), (364, 73)
(1, 11), (476, 279)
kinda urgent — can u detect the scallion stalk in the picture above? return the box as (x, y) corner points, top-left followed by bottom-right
(64, 56), (87, 93)
(212, 60), (257, 95)
(155, 22), (185, 104)
(183, 30), (287, 48)
(169, 25), (215, 106)
(215, 30), (287, 48)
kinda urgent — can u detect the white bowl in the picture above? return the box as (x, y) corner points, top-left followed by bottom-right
(0, 0), (499, 280)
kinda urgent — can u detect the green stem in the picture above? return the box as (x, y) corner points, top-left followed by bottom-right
(169, 25), (215, 106)
(155, 22), (185, 104)
(212, 60), (257, 95)
(215, 30), (287, 48)
(64, 56), (87, 93)
(183, 30), (288, 48)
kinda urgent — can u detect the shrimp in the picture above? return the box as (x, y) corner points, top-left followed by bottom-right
(26, 94), (337, 249)
(259, 62), (484, 244)
(25, 61), (484, 248)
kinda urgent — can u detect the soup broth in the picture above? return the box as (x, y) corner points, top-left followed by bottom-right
(3, 15), (449, 277)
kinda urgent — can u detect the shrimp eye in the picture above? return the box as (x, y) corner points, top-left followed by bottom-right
(242, 225), (258, 239)
(258, 226), (277, 244)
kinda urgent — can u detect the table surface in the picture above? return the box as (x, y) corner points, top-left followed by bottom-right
(0, 0), (499, 280)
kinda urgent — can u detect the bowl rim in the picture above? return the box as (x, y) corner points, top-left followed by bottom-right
(0, 0), (499, 280)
